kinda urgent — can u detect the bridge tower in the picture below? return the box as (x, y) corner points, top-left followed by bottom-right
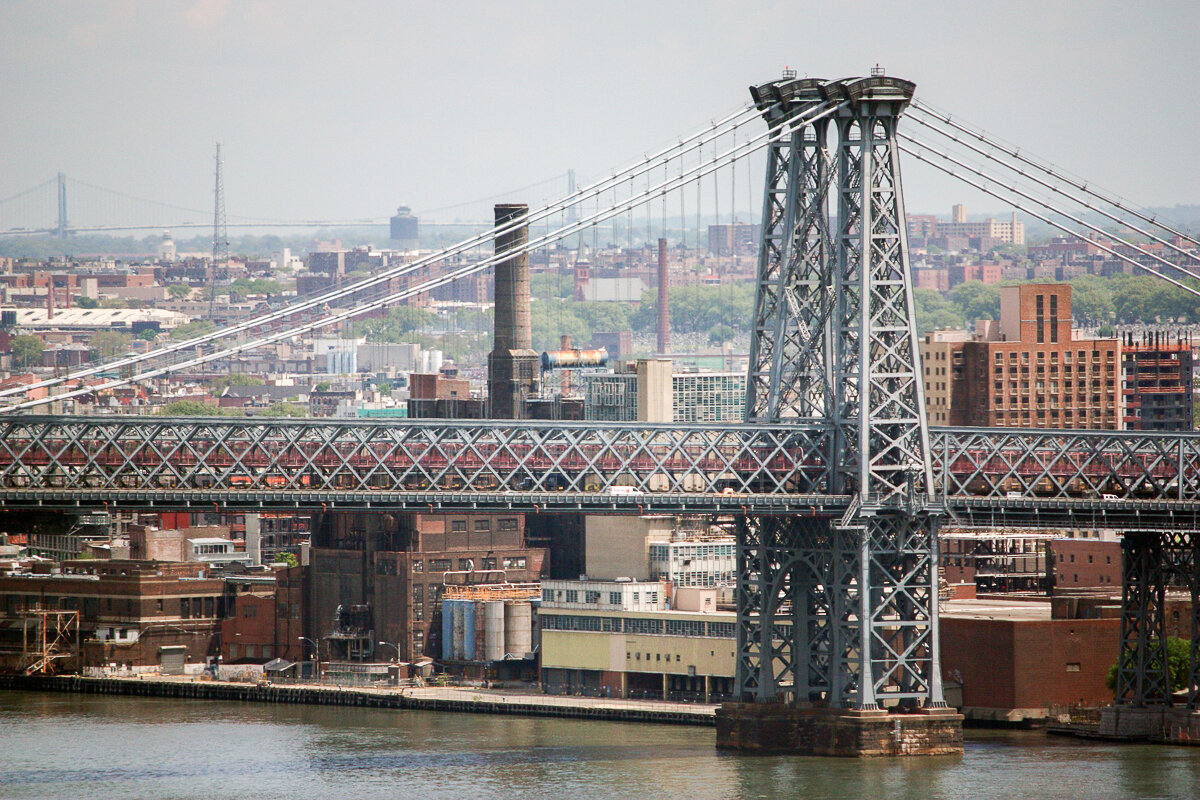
(721, 73), (959, 756)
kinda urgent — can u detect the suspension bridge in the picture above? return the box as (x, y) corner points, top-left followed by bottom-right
(3, 71), (1200, 754)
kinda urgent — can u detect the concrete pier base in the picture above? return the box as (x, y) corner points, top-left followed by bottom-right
(716, 703), (963, 757)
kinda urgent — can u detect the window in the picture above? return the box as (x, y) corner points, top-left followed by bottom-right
(565, 590), (579, 603)
(609, 592), (621, 605)
(585, 591), (601, 604)
(412, 560), (424, 573)
(450, 520), (467, 532)
(429, 558), (451, 571)
(481, 557), (497, 570)
(458, 558), (474, 571)
(501, 556), (526, 569)
(498, 518), (518, 531)
(474, 519), (491, 531)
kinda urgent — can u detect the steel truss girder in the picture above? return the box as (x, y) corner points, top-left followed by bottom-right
(833, 96), (932, 504)
(737, 76), (943, 711)
(0, 416), (831, 496)
(1116, 529), (1199, 710)
(734, 510), (945, 709)
(745, 91), (835, 427)
(932, 427), (1200, 502)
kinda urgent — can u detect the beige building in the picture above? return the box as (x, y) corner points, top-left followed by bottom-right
(920, 329), (971, 425)
(539, 588), (737, 701)
(583, 516), (671, 580)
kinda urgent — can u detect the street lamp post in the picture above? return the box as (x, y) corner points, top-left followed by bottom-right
(377, 641), (400, 662)
(298, 636), (321, 684)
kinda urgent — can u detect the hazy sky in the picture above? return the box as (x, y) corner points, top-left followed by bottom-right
(2, 1), (1197, 229)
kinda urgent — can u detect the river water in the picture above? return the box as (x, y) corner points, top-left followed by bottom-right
(3, 691), (1200, 799)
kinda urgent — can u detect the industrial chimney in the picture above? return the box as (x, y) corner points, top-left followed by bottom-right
(488, 203), (540, 418)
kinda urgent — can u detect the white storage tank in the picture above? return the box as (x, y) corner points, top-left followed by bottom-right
(504, 601), (533, 659)
(483, 601), (506, 661)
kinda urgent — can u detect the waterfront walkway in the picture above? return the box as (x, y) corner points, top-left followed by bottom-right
(0, 674), (717, 726)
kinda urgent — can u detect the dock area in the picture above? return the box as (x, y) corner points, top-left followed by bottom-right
(0, 674), (717, 727)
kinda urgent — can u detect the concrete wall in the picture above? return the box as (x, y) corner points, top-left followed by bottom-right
(584, 516), (671, 580)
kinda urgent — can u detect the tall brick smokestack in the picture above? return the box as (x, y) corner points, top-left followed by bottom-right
(493, 204), (531, 352)
(488, 204), (539, 418)
(657, 238), (669, 355)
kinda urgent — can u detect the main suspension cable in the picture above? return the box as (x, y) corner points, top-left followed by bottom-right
(5, 101), (845, 412)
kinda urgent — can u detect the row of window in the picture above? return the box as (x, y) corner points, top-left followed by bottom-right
(446, 518), (519, 532)
(416, 556), (526, 573)
(993, 350), (1111, 362)
(541, 614), (735, 638)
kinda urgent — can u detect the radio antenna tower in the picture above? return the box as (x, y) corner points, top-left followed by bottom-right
(209, 142), (229, 317)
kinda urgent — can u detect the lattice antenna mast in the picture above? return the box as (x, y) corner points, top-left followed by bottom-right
(210, 143), (229, 317)
(56, 173), (68, 240)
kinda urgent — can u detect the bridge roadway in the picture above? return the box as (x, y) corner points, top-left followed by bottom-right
(0, 416), (1197, 528)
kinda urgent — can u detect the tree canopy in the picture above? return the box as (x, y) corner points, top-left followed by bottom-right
(10, 335), (44, 368)
(161, 400), (223, 416)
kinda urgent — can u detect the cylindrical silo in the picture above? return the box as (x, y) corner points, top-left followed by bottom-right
(484, 601), (506, 661)
(504, 601), (533, 659)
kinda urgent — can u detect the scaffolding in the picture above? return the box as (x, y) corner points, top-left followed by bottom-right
(442, 583), (540, 602)
(941, 527), (1058, 593)
(21, 609), (79, 675)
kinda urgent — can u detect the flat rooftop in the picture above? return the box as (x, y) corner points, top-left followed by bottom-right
(940, 597), (1052, 622)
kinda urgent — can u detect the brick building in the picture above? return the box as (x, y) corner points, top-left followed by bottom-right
(931, 284), (1122, 429)
(0, 560), (224, 671)
(940, 597), (1120, 721)
(1050, 538), (1122, 590)
(307, 511), (547, 664)
(1120, 333), (1194, 431)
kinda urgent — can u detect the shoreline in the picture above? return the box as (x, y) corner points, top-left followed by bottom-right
(0, 674), (716, 727)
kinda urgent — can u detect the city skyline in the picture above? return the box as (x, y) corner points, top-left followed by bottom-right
(1, 1), (1197, 226)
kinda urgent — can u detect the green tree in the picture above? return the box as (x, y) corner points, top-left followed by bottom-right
(137, 329), (159, 341)
(1068, 276), (1115, 325)
(9, 334), (44, 368)
(347, 306), (437, 342)
(230, 278), (286, 296)
(530, 271), (573, 300)
(167, 284), (194, 299)
(90, 330), (132, 359)
(531, 300), (589, 351)
(76, 296), (99, 309)
(170, 320), (219, 341)
(707, 323), (734, 345)
(314, 382), (332, 393)
(913, 288), (966, 335)
(161, 400), (223, 416)
(261, 402), (308, 418)
(209, 374), (265, 392)
(1106, 637), (1191, 694)
(947, 280), (1001, 322)
(275, 551), (299, 567)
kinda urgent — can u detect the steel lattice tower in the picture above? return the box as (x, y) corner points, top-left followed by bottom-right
(738, 74), (946, 710)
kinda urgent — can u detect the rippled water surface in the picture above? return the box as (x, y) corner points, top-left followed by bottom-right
(3, 691), (1200, 799)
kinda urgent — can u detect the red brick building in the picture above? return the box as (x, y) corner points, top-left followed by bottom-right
(1050, 538), (1122, 590)
(940, 598), (1120, 720)
(308, 511), (547, 664)
(0, 560), (224, 671)
(957, 284), (1121, 429)
(1120, 334), (1194, 431)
